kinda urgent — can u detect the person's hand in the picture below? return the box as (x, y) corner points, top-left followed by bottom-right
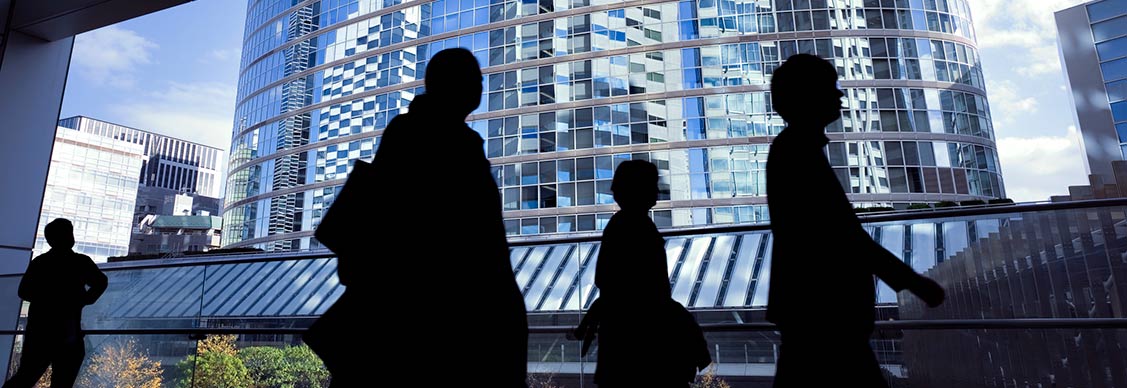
(910, 277), (945, 308)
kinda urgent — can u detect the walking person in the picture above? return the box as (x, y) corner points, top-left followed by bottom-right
(574, 160), (710, 388)
(765, 54), (946, 387)
(307, 48), (528, 387)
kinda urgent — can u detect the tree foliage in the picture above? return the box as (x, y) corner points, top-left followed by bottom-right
(239, 345), (329, 388)
(178, 335), (251, 388)
(691, 365), (731, 388)
(527, 373), (563, 388)
(80, 339), (163, 388)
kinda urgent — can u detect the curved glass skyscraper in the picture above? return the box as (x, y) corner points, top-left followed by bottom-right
(225, 0), (1004, 250)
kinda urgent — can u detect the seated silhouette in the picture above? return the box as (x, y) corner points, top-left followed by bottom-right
(306, 48), (528, 387)
(4, 218), (107, 388)
(764, 54), (945, 387)
(574, 160), (710, 388)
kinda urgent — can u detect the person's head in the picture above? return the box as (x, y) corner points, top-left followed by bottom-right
(771, 54), (844, 129)
(424, 48), (483, 117)
(612, 160), (659, 211)
(44, 218), (75, 251)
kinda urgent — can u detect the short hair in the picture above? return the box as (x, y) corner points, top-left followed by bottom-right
(44, 218), (73, 244)
(424, 48), (482, 97)
(770, 54), (838, 112)
(611, 160), (659, 194)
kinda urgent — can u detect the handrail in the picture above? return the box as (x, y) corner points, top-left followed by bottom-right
(64, 197), (1127, 272)
(2, 318), (1127, 336)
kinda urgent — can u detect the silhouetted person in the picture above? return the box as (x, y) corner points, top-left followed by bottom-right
(765, 54), (945, 387)
(574, 160), (710, 388)
(4, 219), (107, 388)
(307, 48), (528, 387)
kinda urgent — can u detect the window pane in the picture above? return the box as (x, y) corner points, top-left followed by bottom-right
(1097, 36), (1127, 61)
(1088, 0), (1127, 22)
(1108, 79), (1127, 103)
(888, 167), (908, 193)
(1103, 57), (1127, 82)
(1093, 15), (1127, 42)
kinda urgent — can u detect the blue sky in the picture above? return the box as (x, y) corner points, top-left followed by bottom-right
(60, 0), (1091, 202)
(60, 0), (244, 151)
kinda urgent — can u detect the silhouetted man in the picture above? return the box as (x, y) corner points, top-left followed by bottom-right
(4, 219), (107, 388)
(765, 54), (945, 387)
(308, 48), (528, 387)
(576, 160), (709, 388)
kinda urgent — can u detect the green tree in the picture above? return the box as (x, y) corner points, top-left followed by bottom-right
(282, 345), (330, 388)
(239, 347), (288, 388)
(239, 345), (329, 388)
(178, 335), (251, 388)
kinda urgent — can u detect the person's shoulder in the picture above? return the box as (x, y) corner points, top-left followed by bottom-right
(608, 210), (654, 229)
(384, 113), (411, 133)
(769, 130), (795, 148)
(69, 252), (96, 265)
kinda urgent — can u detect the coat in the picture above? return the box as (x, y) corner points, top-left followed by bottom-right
(764, 126), (922, 331)
(306, 94), (528, 387)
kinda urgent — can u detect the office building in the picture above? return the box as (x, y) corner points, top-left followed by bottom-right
(59, 115), (225, 198)
(225, 0), (1005, 249)
(1057, 0), (1127, 181)
(34, 127), (145, 262)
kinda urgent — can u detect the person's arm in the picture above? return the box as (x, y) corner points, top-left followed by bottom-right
(83, 258), (108, 305)
(860, 228), (944, 307)
(17, 261), (37, 302)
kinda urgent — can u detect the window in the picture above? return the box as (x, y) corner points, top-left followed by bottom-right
(1097, 36), (1127, 61)
(1108, 79), (1127, 103)
(1088, 0), (1127, 22)
(1113, 100), (1127, 122)
(1092, 15), (1127, 42)
(1104, 57), (1127, 81)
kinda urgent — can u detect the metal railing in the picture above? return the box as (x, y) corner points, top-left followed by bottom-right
(3, 318), (1127, 336)
(76, 197), (1127, 270)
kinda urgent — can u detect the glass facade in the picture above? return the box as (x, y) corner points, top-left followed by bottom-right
(58, 116), (226, 199)
(34, 127), (145, 262)
(26, 200), (1126, 386)
(224, 0), (1004, 249)
(1085, 0), (1127, 156)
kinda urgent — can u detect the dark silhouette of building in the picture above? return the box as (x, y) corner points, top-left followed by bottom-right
(306, 48), (528, 387)
(4, 219), (108, 388)
(764, 54), (944, 387)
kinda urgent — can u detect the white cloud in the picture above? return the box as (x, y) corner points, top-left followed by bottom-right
(109, 81), (236, 150)
(986, 80), (1039, 128)
(199, 48), (241, 64)
(969, 0), (1085, 77)
(997, 126), (1088, 202)
(72, 26), (159, 87)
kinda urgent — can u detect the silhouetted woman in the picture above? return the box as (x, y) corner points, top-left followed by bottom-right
(575, 160), (710, 388)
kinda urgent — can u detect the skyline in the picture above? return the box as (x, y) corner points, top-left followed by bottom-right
(59, 0), (1090, 203)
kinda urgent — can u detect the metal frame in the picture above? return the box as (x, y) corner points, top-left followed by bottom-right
(33, 196), (1124, 272)
(3, 318), (1127, 336)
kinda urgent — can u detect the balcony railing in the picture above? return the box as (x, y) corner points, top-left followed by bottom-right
(3, 318), (1126, 388)
(2, 198), (1126, 387)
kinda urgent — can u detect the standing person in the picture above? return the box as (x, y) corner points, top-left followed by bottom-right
(765, 54), (946, 387)
(307, 47), (528, 387)
(574, 160), (710, 388)
(4, 218), (108, 388)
